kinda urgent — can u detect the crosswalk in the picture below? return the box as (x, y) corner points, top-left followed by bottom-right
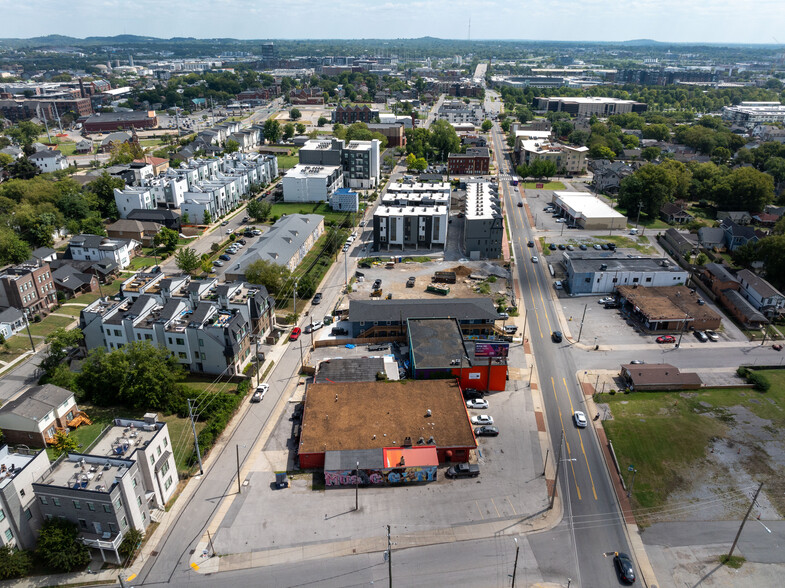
(498, 173), (514, 181)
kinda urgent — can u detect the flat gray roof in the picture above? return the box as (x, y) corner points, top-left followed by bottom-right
(408, 318), (470, 369)
(567, 255), (686, 274)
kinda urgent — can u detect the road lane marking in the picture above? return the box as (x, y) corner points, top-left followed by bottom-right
(563, 377), (599, 501)
(551, 377), (582, 500)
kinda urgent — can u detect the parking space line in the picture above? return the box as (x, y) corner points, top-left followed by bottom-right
(506, 496), (517, 516)
(475, 500), (484, 520)
(490, 497), (501, 518)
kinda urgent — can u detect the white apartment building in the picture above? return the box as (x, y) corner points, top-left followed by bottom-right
(372, 205), (448, 251)
(282, 165), (344, 203)
(114, 187), (155, 219)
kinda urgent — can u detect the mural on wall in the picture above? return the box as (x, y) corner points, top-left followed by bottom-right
(325, 465), (437, 487)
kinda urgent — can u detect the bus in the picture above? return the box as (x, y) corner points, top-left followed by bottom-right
(511, 178), (519, 186)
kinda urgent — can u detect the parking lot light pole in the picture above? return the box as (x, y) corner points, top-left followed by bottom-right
(512, 538), (520, 588)
(355, 460), (360, 511)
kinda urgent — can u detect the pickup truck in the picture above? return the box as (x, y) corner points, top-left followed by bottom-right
(445, 463), (480, 479)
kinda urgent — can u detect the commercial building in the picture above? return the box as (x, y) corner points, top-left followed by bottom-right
(297, 380), (477, 471)
(225, 214), (325, 277)
(0, 446), (51, 550)
(620, 364), (702, 391)
(517, 139), (588, 174)
(367, 122), (406, 147)
(721, 102), (785, 127)
(0, 384), (80, 447)
(329, 187), (359, 212)
(549, 191), (627, 230)
(535, 96), (648, 116)
(83, 110), (157, 133)
(616, 285), (722, 332)
(0, 260), (58, 316)
(282, 165), (344, 203)
(372, 204), (448, 251)
(32, 414), (175, 564)
(408, 318), (507, 392)
(447, 146), (490, 175)
(564, 254), (689, 295)
(348, 298), (500, 339)
(463, 181), (503, 259)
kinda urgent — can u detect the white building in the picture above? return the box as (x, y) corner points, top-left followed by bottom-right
(282, 165), (344, 203)
(28, 150), (68, 173)
(67, 234), (138, 269)
(550, 191), (628, 230)
(372, 205), (448, 251)
(722, 102), (785, 127)
(329, 188), (360, 212)
(0, 446), (51, 550)
(143, 176), (188, 209)
(114, 187), (155, 219)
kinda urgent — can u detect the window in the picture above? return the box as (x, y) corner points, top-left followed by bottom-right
(4, 529), (12, 542)
(25, 508), (32, 520)
(137, 496), (142, 507)
(73, 500), (81, 510)
(132, 478), (137, 488)
(104, 504), (111, 513)
(121, 516), (128, 529)
(19, 488), (25, 497)
(157, 446), (162, 456)
(108, 522), (116, 533)
(168, 337), (172, 344)
(645, 277), (652, 283)
(199, 339), (204, 347)
(40, 496), (48, 505)
(176, 337), (184, 345)
(150, 455), (155, 465)
(53, 498), (60, 507)
(87, 502), (95, 511)
(114, 498), (122, 510)
(161, 461), (170, 476)
(142, 512), (146, 521)
(164, 476), (173, 491)
(0, 509), (4, 522)
(178, 352), (187, 359)
(163, 437), (168, 447)
(79, 519), (87, 529)
(45, 513), (53, 521)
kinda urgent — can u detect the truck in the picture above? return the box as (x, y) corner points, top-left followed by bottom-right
(433, 271), (457, 284)
(426, 283), (450, 296)
(371, 288), (383, 297)
(445, 463), (480, 479)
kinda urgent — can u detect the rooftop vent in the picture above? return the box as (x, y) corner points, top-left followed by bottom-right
(425, 409), (432, 417)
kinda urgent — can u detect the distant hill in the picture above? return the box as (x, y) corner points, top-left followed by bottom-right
(620, 39), (664, 46)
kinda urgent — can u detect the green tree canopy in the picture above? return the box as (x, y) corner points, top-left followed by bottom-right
(174, 247), (201, 274)
(223, 139), (240, 154)
(289, 107), (302, 120)
(263, 118), (281, 144)
(429, 119), (460, 162)
(5, 121), (44, 146)
(481, 119), (493, 132)
(246, 199), (272, 222)
(245, 258), (291, 296)
(282, 122), (295, 141)
(41, 327), (83, 377)
(153, 227), (179, 252)
(0, 544), (31, 580)
(36, 519), (91, 572)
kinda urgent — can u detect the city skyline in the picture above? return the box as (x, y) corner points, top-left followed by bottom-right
(0, 0), (783, 46)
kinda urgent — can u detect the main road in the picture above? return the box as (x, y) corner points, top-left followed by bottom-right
(489, 115), (632, 587)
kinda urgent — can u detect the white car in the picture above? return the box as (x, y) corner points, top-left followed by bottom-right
(573, 411), (588, 428)
(555, 218), (567, 223)
(304, 320), (324, 333)
(598, 297), (614, 304)
(466, 399), (489, 410)
(251, 383), (269, 402)
(470, 414), (494, 426)
(531, 256), (539, 263)
(226, 228), (234, 234)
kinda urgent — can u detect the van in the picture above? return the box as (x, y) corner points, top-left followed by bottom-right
(554, 280), (563, 290)
(629, 228), (639, 235)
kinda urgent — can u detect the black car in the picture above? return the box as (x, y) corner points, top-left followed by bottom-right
(445, 463), (480, 478)
(579, 244), (588, 250)
(613, 552), (636, 584)
(558, 244), (566, 250)
(373, 279), (382, 289)
(527, 241), (534, 247)
(331, 327), (348, 336)
(549, 243), (557, 250)
(601, 243), (609, 250)
(474, 426), (500, 437)
(607, 242), (616, 250)
(551, 331), (563, 343)
(462, 388), (485, 400)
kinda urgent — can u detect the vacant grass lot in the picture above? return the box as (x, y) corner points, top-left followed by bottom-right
(27, 314), (75, 337)
(521, 181), (566, 190)
(77, 280), (122, 305)
(276, 154), (299, 171)
(601, 373), (785, 515)
(601, 235), (657, 254)
(270, 202), (351, 225)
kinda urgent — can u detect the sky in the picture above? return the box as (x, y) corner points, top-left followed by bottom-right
(0, 0), (783, 45)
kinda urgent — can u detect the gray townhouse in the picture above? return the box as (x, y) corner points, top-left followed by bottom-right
(0, 446), (51, 550)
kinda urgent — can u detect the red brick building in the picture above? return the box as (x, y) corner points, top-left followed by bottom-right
(0, 260), (57, 317)
(290, 88), (324, 105)
(368, 122), (406, 147)
(83, 110), (157, 133)
(332, 104), (378, 125)
(448, 147), (491, 175)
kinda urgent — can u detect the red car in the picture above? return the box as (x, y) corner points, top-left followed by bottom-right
(656, 335), (675, 344)
(289, 327), (301, 341)
(773, 344), (783, 351)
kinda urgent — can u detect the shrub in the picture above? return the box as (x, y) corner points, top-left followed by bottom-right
(748, 371), (770, 392)
(609, 389), (616, 395)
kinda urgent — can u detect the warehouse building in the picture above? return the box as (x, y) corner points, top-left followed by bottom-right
(565, 255), (689, 295)
(298, 380), (477, 472)
(550, 191), (627, 230)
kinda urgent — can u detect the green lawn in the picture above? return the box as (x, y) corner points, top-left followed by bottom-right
(270, 202), (352, 225)
(601, 374), (785, 515)
(55, 305), (87, 317)
(0, 334), (36, 365)
(27, 314), (75, 337)
(140, 139), (164, 147)
(77, 280), (123, 305)
(601, 235), (656, 254)
(521, 181), (566, 190)
(276, 154), (299, 170)
(56, 143), (78, 156)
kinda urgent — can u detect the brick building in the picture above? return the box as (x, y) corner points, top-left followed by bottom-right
(83, 110), (157, 133)
(332, 105), (378, 125)
(447, 147), (491, 175)
(0, 260), (57, 317)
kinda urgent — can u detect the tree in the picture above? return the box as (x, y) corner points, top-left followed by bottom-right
(153, 227), (179, 252)
(119, 529), (144, 560)
(52, 430), (78, 455)
(40, 327), (83, 376)
(0, 227), (31, 265)
(642, 124), (670, 142)
(716, 167), (775, 211)
(641, 146), (661, 162)
(202, 210), (212, 225)
(618, 163), (691, 218)
(77, 342), (185, 411)
(245, 259), (291, 296)
(263, 118), (281, 144)
(5, 121), (44, 146)
(108, 141), (144, 166)
(589, 145), (616, 160)
(283, 122), (295, 141)
(247, 199), (272, 222)
(529, 159), (557, 179)
(568, 129), (589, 146)
(317, 116), (328, 127)
(289, 107), (302, 121)
(85, 172), (125, 217)
(481, 119), (493, 132)
(295, 123), (306, 135)
(181, 211), (190, 225)
(223, 139), (240, 154)
(175, 246), (201, 274)
(0, 545), (31, 580)
(429, 119), (460, 162)
(37, 519), (91, 572)
(5, 157), (39, 180)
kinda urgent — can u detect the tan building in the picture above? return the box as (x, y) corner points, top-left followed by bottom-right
(106, 219), (163, 247)
(0, 385), (80, 447)
(517, 138), (588, 174)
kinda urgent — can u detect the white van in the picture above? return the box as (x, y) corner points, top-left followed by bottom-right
(629, 228), (639, 235)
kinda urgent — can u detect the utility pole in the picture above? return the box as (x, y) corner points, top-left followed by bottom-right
(387, 524), (392, 588)
(187, 399), (203, 475)
(521, 308), (528, 347)
(344, 249), (349, 291)
(24, 317), (36, 353)
(549, 431), (564, 509)
(236, 444), (242, 494)
(355, 460), (360, 511)
(512, 537), (520, 588)
(676, 312), (688, 348)
(728, 482), (764, 559)
(299, 338), (304, 370)
(635, 200), (643, 230)
(761, 326), (769, 346)
(577, 303), (588, 343)
(293, 278), (299, 319)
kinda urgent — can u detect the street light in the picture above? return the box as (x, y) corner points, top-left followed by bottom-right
(511, 537), (520, 588)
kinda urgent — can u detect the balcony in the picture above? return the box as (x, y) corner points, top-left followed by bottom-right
(81, 530), (123, 550)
